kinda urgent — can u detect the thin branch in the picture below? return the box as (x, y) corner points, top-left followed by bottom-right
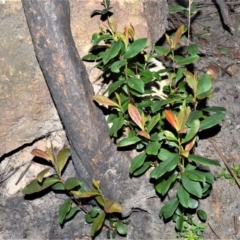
(208, 138), (240, 189)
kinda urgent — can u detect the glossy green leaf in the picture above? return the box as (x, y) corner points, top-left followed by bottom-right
(175, 55), (199, 65)
(201, 171), (214, 184)
(187, 44), (199, 55)
(176, 68), (184, 83)
(154, 46), (169, 55)
(57, 148), (71, 173)
(123, 38), (147, 59)
(197, 209), (207, 221)
(197, 73), (212, 96)
(186, 111), (203, 127)
(116, 221), (127, 235)
(164, 130), (178, 141)
(129, 152), (146, 174)
(102, 40), (122, 64)
(169, 5), (187, 13)
(199, 112), (225, 131)
(160, 197), (179, 219)
(127, 78), (144, 93)
(177, 185), (190, 208)
(176, 214), (184, 231)
(189, 154), (220, 166)
(90, 207), (100, 218)
(188, 197), (199, 209)
(82, 53), (100, 61)
(184, 170), (206, 182)
(91, 33), (110, 45)
(52, 182), (65, 191)
(202, 106), (226, 113)
(65, 177), (82, 190)
(182, 119), (200, 144)
(37, 167), (51, 183)
(146, 141), (160, 155)
(91, 212), (106, 237)
(109, 115), (124, 137)
(110, 60), (126, 73)
(107, 79), (125, 95)
(22, 176), (59, 194)
(132, 161), (152, 177)
(147, 114), (160, 133)
(182, 173), (202, 198)
(117, 136), (141, 147)
(71, 191), (100, 198)
(58, 198), (71, 224)
(158, 148), (176, 161)
(65, 206), (80, 220)
(150, 154), (179, 179)
(156, 174), (177, 196)
(85, 213), (94, 223)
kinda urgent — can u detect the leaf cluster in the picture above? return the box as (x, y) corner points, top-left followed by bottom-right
(22, 145), (126, 238)
(83, 0), (225, 236)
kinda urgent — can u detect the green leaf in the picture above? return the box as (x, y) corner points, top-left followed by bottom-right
(188, 197), (199, 209)
(52, 182), (65, 191)
(197, 209), (207, 221)
(176, 68), (184, 83)
(182, 119), (200, 144)
(184, 170), (206, 182)
(123, 38), (147, 59)
(160, 197), (179, 219)
(132, 161), (152, 177)
(189, 154), (221, 166)
(64, 177), (82, 190)
(164, 130), (178, 141)
(158, 148), (176, 161)
(37, 167), (51, 183)
(154, 46), (169, 56)
(176, 214), (184, 231)
(82, 53), (100, 61)
(57, 148), (71, 173)
(181, 173), (202, 198)
(90, 207), (100, 218)
(201, 171), (214, 184)
(103, 40), (122, 64)
(177, 185), (190, 208)
(116, 221), (127, 235)
(58, 198), (71, 224)
(199, 112), (225, 131)
(187, 44), (199, 55)
(186, 111), (203, 127)
(91, 212), (106, 237)
(129, 152), (146, 174)
(147, 114), (160, 133)
(117, 136), (141, 147)
(150, 154), (179, 179)
(197, 73), (212, 96)
(107, 79), (125, 95)
(146, 141), (160, 155)
(22, 176), (59, 194)
(110, 60), (126, 73)
(109, 115), (124, 137)
(85, 213), (94, 223)
(175, 55), (199, 65)
(91, 33), (111, 45)
(169, 5), (187, 14)
(155, 174), (177, 196)
(202, 106), (226, 113)
(127, 78), (144, 93)
(65, 206), (80, 220)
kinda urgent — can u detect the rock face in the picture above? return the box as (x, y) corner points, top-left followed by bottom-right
(0, 0), (168, 158)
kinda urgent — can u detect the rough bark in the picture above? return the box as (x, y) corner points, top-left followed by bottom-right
(21, 0), (136, 207)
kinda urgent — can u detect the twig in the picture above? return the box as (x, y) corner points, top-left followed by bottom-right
(208, 222), (225, 240)
(0, 161), (31, 184)
(15, 161), (33, 185)
(208, 137), (240, 189)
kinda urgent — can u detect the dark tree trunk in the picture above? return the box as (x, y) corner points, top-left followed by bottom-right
(21, 0), (136, 208)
